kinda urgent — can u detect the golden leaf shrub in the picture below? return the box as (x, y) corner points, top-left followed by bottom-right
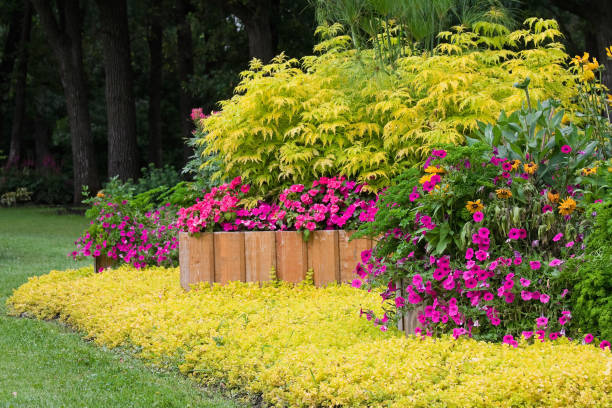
(7, 266), (611, 407)
(199, 19), (578, 194)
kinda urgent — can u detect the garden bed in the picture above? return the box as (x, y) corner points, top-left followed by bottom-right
(7, 266), (611, 408)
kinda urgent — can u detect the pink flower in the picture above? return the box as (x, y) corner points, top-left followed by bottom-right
(432, 149), (447, 158)
(529, 261), (541, 270)
(553, 233), (563, 242)
(561, 144), (572, 154)
(522, 331), (533, 339)
(240, 184), (250, 194)
(502, 334), (516, 347)
(549, 258), (563, 267)
(409, 192), (420, 202)
(565, 241), (574, 248)
(536, 316), (548, 328)
(549, 332), (560, 341)
(508, 228), (521, 240)
(521, 291), (531, 301)
(519, 278), (531, 287)
(539, 294), (550, 304)
(452, 328), (467, 339)
(599, 340), (610, 350)
(478, 227), (490, 238)
(559, 316), (569, 325)
(542, 205), (553, 213)
(351, 279), (362, 288)
(395, 296), (406, 308)
(584, 333), (594, 344)
(473, 211), (484, 222)
(475, 250), (489, 262)
(465, 248), (474, 260)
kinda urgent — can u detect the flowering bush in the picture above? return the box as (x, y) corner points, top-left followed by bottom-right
(354, 141), (609, 346)
(278, 176), (377, 232)
(176, 175), (376, 235)
(7, 266), (611, 407)
(72, 188), (183, 270)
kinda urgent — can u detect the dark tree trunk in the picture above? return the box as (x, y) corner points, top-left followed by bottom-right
(8, 1), (33, 167)
(176, 0), (194, 162)
(34, 119), (51, 172)
(550, 0), (612, 91)
(147, 11), (163, 166)
(95, 0), (139, 181)
(223, 0), (279, 63)
(31, 0), (99, 203)
(0, 4), (22, 156)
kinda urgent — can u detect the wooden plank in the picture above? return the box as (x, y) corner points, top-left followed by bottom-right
(338, 230), (372, 283)
(94, 254), (116, 273)
(244, 231), (276, 282)
(179, 231), (214, 290)
(214, 232), (245, 284)
(307, 230), (339, 287)
(275, 231), (307, 283)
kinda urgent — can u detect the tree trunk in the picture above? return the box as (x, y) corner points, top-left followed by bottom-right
(31, 0), (99, 203)
(95, 0), (139, 181)
(147, 11), (163, 166)
(0, 3), (23, 159)
(176, 0), (195, 163)
(243, 2), (277, 63)
(8, 1), (32, 168)
(34, 119), (51, 172)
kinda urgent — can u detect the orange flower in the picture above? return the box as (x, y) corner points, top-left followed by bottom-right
(606, 46), (612, 59)
(511, 159), (521, 170)
(547, 190), (560, 203)
(524, 162), (538, 175)
(558, 197), (576, 216)
(424, 165), (446, 174)
(496, 188), (512, 199)
(466, 199), (484, 213)
(96, 191), (105, 198)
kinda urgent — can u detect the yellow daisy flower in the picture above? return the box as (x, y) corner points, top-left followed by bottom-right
(496, 188), (512, 199)
(465, 199), (484, 213)
(524, 162), (538, 175)
(558, 197), (577, 216)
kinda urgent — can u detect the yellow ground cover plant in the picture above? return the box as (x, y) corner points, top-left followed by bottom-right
(7, 266), (611, 407)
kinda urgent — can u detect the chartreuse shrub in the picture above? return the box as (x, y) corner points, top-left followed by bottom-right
(198, 18), (578, 195)
(8, 266), (611, 407)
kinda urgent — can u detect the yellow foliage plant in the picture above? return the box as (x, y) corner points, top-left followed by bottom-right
(198, 19), (578, 196)
(7, 266), (611, 407)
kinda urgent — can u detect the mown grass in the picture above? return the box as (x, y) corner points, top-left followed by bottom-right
(0, 207), (238, 408)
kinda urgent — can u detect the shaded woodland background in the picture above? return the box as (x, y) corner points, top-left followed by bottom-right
(0, 0), (610, 204)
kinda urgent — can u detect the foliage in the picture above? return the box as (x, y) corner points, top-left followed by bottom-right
(0, 187), (31, 206)
(562, 176), (612, 340)
(183, 109), (222, 192)
(312, 0), (517, 61)
(200, 18), (579, 195)
(0, 161), (72, 205)
(468, 95), (601, 190)
(354, 141), (604, 343)
(7, 265), (612, 407)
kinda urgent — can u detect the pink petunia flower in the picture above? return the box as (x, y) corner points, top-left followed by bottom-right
(542, 205), (553, 213)
(539, 294), (550, 304)
(522, 331), (533, 339)
(561, 144), (572, 154)
(530, 261), (541, 270)
(521, 291), (531, 301)
(536, 316), (548, 328)
(565, 241), (574, 248)
(549, 258), (563, 267)
(553, 233), (563, 242)
(351, 279), (362, 288)
(600, 340), (610, 350)
(473, 211), (484, 222)
(519, 278), (531, 287)
(559, 316), (569, 325)
(584, 333), (594, 344)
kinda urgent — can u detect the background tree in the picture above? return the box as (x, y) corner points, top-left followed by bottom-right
(30, 0), (98, 203)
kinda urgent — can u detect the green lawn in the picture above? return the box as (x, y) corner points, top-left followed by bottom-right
(0, 207), (238, 408)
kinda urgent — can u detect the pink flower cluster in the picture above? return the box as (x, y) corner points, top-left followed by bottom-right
(72, 202), (178, 270)
(278, 177), (377, 231)
(176, 176), (377, 234)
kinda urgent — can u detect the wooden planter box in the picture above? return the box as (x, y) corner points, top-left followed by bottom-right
(94, 253), (117, 272)
(179, 230), (372, 290)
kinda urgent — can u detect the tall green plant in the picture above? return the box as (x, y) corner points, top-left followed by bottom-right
(199, 18), (579, 197)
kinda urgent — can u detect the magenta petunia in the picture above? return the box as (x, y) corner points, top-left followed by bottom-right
(522, 331), (533, 339)
(549, 258), (563, 267)
(600, 340), (610, 350)
(521, 291), (531, 301)
(539, 294), (550, 304)
(561, 144), (572, 154)
(508, 228), (520, 240)
(542, 205), (553, 213)
(565, 241), (574, 248)
(530, 261), (541, 270)
(553, 232), (563, 242)
(473, 211), (484, 222)
(536, 316), (548, 328)
(584, 333), (594, 344)
(351, 279), (362, 288)
(519, 277), (531, 287)
(409, 192), (420, 202)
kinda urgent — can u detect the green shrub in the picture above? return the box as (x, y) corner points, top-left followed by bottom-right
(198, 18), (579, 197)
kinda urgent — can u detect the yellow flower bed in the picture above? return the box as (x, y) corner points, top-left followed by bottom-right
(7, 266), (611, 407)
